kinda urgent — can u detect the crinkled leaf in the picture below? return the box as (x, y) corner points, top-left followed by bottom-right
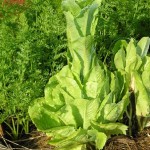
(28, 98), (62, 131)
(97, 92), (129, 123)
(49, 128), (88, 149)
(84, 65), (105, 98)
(91, 122), (128, 135)
(46, 126), (76, 138)
(102, 95), (129, 122)
(63, 0), (102, 78)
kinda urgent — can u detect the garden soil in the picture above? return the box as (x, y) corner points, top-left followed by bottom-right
(0, 126), (150, 150)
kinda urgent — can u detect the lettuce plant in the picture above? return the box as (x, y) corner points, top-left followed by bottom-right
(113, 37), (150, 134)
(29, 0), (128, 149)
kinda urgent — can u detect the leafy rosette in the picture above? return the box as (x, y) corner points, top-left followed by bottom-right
(113, 37), (150, 130)
(29, 0), (128, 149)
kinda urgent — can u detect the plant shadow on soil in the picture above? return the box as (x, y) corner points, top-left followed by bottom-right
(0, 123), (150, 150)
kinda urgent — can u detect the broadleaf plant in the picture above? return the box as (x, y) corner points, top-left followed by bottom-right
(113, 37), (150, 135)
(29, 0), (128, 149)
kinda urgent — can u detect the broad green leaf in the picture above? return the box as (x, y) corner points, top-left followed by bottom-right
(137, 37), (150, 57)
(112, 40), (127, 55)
(143, 56), (150, 71)
(28, 98), (62, 131)
(125, 39), (137, 73)
(49, 128), (88, 149)
(69, 36), (96, 79)
(95, 132), (107, 150)
(114, 48), (126, 71)
(142, 70), (150, 93)
(73, 99), (99, 129)
(102, 97), (128, 122)
(46, 126), (76, 138)
(88, 130), (107, 150)
(97, 92), (129, 123)
(56, 66), (82, 98)
(97, 93), (113, 122)
(62, 0), (81, 16)
(110, 72), (126, 102)
(142, 57), (150, 93)
(117, 92), (130, 119)
(84, 65), (105, 98)
(133, 71), (150, 117)
(91, 122), (128, 135)
(134, 55), (142, 70)
(45, 66), (82, 106)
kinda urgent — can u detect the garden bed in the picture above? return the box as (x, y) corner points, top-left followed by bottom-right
(105, 127), (150, 150)
(0, 125), (150, 150)
(0, 0), (150, 150)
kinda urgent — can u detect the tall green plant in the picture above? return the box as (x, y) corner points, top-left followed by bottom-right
(29, 0), (128, 149)
(113, 37), (150, 135)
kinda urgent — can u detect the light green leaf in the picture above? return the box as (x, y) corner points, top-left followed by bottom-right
(46, 126), (75, 138)
(98, 91), (129, 122)
(28, 98), (62, 131)
(133, 71), (150, 117)
(102, 100), (127, 122)
(84, 65), (105, 98)
(98, 93), (113, 118)
(112, 40), (127, 55)
(74, 99), (99, 129)
(137, 37), (150, 57)
(143, 56), (150, 71)
(110, 72), (126, 102)
(125, 39), (137, 73)
(57, 144), (86, 150)
(134, 55), (142, 70)
(142, 70), (150, 93)
(49, 128), (88, 149)
(95, 132), (107, 150)
(62, 0), (81, 16)
(91, 122), (128, 135)
(88, 130), (107, 150)
(142, 57), (150, 93)
(114, 48), (126, 71)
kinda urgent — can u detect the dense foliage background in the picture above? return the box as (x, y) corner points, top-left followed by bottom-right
(0, 0), (149, 139)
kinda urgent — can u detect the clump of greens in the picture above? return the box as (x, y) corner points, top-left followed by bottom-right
(29, 0), (128, 149)
(113, 37), (150, 135)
